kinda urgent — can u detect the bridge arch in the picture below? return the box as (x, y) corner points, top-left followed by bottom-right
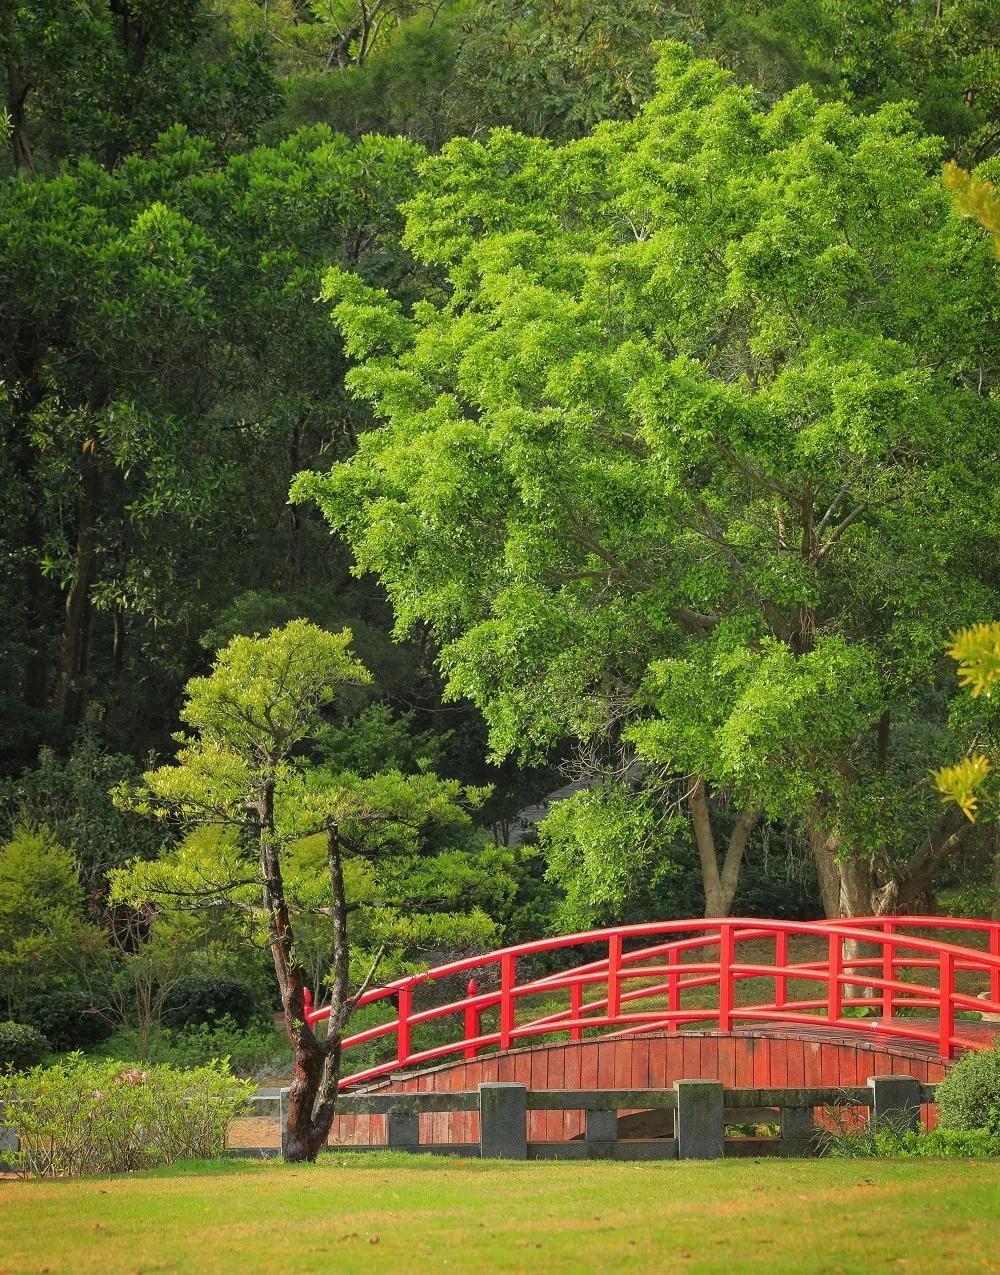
(304, 916), (1000, 1093)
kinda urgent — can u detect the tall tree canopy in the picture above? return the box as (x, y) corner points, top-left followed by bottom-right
(0, 124), (420, 751)
(297, 46), (1000, 918)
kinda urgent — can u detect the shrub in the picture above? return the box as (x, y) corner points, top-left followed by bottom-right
(96, 1017), (289, 1079)
(0, 1021), (47, 1071)
(0, 1056), (253, 1177)
(936, 1043), (1000, 1134)
(19, 984), (114, 1052)
(825, 1124), (1000, 1159)
(161, 974), (256, 1030)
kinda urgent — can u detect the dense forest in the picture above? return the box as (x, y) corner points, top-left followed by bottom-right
(1, 1), (998, 1093)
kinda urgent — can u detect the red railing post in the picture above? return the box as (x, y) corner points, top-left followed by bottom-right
(828, 932), (843, 1021)
(939, 950), (955, 1060)
(667, 946), (680, 1028)
(882, 920), (895, 1020)
(991, 925), (1000, 1006)
(718, 924), (734, 1032)
(463, 978), (479, 1059)
(774, 930), (788, 1009)
(607, 933), (622, 1022)
(570, 980), (583, 1042)
(397, 984), (412, 1064)
(500, 953), (516, 1050)
(303, 986), (313, 1022)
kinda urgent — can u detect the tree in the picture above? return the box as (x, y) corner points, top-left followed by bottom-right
(0, 123), (421, 756)
(1, 0), (278, 173)
(111, 620), (507, 1161)
(296, 46), (1000, 918)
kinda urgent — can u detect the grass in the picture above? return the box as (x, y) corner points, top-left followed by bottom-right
(2, 1155), (999, 1274)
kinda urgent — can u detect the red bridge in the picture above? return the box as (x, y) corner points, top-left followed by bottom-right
(304, 916), (1000, 1145)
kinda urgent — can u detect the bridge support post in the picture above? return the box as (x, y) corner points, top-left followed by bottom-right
(868, 1076), (921, 1133)
(479, 1083), (527, 1160)
(779, 1106), (816, 1157)
(387, 1111), (420, 1149)
(279, 1087), (290, 1159)
(585, 1109), (618, 1156)
(676, 1080), (725, 1160)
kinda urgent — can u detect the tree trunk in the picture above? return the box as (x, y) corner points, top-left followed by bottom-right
(258, 788), (351, 1162)
(688, 777), (760, 916)
(6, 65), (34, 173)
(52, 460), (101, 729)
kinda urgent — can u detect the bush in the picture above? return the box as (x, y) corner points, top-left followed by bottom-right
(0, 1056), (253, 1177)
(936, 1043), (1000, 1134)
(19, 984), (114, 1052)
(0, 1021), (47, 1071)
(96, 1017), (289, 1079)
(825, 1124), (1000, 1159)
(161, 974), (256, 1030)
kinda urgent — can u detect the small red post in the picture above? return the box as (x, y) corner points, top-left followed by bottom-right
(607, 934), (622, 1022)
(882, 920), (895, 1020)
(828, 932), (843, 1021)
(397, 984), (412, 1064)
(303, 986), (313, 1021)
(500, 953), (516, 1050)
(667, 947), (680, 1028)
(774, 930), (788, 1009)
(718, 924), (734, 1032)
(463, 978), (479, 1059)
(939, 950), (955, 1060)
(570, 980), (583, 1042)
(990, 925), (1000, 1007)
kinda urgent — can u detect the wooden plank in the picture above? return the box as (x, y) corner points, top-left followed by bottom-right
(682, 1034), (702, 1082)
(734, 1036), (755, 1088)
(597, 1041), (616, 1089)
(630, 1036), (651, 1089)
(580, 1043), (599, 1093)
(715, 1035), (738, 1088)
(752, 1038), (771, 1088)
(803, 1042), (823, 1088)
(769, 1036), (787, 1089)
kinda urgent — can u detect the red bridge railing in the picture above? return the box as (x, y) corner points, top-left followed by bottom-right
(300, 916), (1000, 1089)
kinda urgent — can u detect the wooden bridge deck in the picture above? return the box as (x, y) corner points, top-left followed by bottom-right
(327, 1020), (993, 1146)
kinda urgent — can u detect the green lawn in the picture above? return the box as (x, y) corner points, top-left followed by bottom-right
(2, 1156), (998, 1275)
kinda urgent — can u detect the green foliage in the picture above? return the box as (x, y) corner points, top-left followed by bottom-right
(0, 731), (169, 890)
(0, 1056), (252, 1177)
(936, 1043), (1000, 1134)
(161, 975), (257, 1031)
(825, 1122), (1000, 1159)
(0, 825), (108, 1021)
(112, 621), (513, 1010)
(18, 984), (114, 1054)
(0, 1021), (48, 1072)
(1, 0), (279, 173)
(538, 783), (686, 930)
(298, 45), (1000, 909)
(95, 1019), (289, 1079)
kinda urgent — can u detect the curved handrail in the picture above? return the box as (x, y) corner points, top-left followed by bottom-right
(299, 916), (1000, 1088)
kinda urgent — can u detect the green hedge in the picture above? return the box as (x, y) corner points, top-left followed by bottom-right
(936, 1043), (1000, 1135)
(0, 1056), (253, 1177)
(0, 1021), (48, 1071)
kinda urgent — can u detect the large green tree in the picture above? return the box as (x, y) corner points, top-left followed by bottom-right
(1, 0), (277, 173)
(0, 124), (420, 754)
(297, 46), (1000, 918)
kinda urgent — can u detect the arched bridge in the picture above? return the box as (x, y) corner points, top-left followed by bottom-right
(305, 915), (1000, 1092)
